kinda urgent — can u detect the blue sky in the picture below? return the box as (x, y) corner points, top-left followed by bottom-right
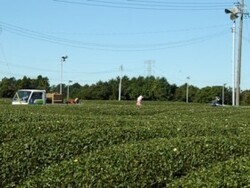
(0, 0), (250, 89)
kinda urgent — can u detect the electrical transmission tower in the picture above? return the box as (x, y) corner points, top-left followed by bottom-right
(144, 60), (155, 77)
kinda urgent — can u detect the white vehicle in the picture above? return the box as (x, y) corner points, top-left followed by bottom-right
(12, 89), (46, 105)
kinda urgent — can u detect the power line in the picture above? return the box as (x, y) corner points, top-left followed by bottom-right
(0, 61), (120, 75)
(0, 21), (229, 51)
(0, 43), (12, 75)
(43, 24), (230, 36)
(127, 0), (231, 5)
(53, 0), (232, 10)
(0, 69), (102, 85)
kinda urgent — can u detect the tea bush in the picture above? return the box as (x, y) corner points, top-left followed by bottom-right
(21, 136), (250, 187)
(1, 101), (250, 187)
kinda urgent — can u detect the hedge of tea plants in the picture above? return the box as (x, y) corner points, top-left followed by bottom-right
(1, 101), (250, 187)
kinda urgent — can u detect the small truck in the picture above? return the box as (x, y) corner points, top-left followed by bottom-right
(12, 89), (46, 105)
(12, 89), (64, 105)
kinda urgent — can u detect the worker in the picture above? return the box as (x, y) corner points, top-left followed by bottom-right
(136, 95), (143, 106)
(74, 98), (79, 104)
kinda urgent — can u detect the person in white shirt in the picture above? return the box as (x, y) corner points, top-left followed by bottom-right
(136, 95), (143, 106)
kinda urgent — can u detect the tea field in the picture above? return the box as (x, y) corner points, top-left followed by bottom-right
(1, 100), (250, 187)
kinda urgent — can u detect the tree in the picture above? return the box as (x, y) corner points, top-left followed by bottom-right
(150, 77), (170, 101)
(79, 85), (92, 99)
(35, 75), (50, 91)
(241, 90), (250, 105)
(2, 75), (250, 104)
(174, 84), (198, 102)
(108, 78), (119, 100)
(174, 84), (186, 102)
(194, 86), (222, 103)
(69, 83), (82, 99)
(126, 77), (144, 100)
(0, 77), (17, 98)
(120, 76), (130, 100)
(168, 84), (178, 101)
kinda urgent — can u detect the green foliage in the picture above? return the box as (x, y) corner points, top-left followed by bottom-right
(194, 86), (222, 103)
(174, 84), (199, 102)
(1, 101), (250, 187)
(0, 76), (50, 98)
(2, 75), (250, 104)
(0, 77), (17, 98)
(169, 157), (250, 187)
(21, 136), (250, 187)
(241, 90), (250, 105)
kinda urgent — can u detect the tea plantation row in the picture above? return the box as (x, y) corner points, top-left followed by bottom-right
(1, 101), (250, 187)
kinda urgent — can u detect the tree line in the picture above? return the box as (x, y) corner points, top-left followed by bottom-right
(1, 75), (250, 105)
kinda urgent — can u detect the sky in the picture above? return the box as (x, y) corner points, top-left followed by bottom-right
(0, 0), (250, 90)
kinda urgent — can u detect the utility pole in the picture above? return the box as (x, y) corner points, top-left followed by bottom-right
(232, 20), (236, 106)
(60, 55), (68, 95)
(186, 76), (190, 103)
(222, 83), (227, 106)
(225, 1), (248, 106)
(235, 0), (244, 106)
(67, 80), (72, 100)
(118, 65), (123, 101)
